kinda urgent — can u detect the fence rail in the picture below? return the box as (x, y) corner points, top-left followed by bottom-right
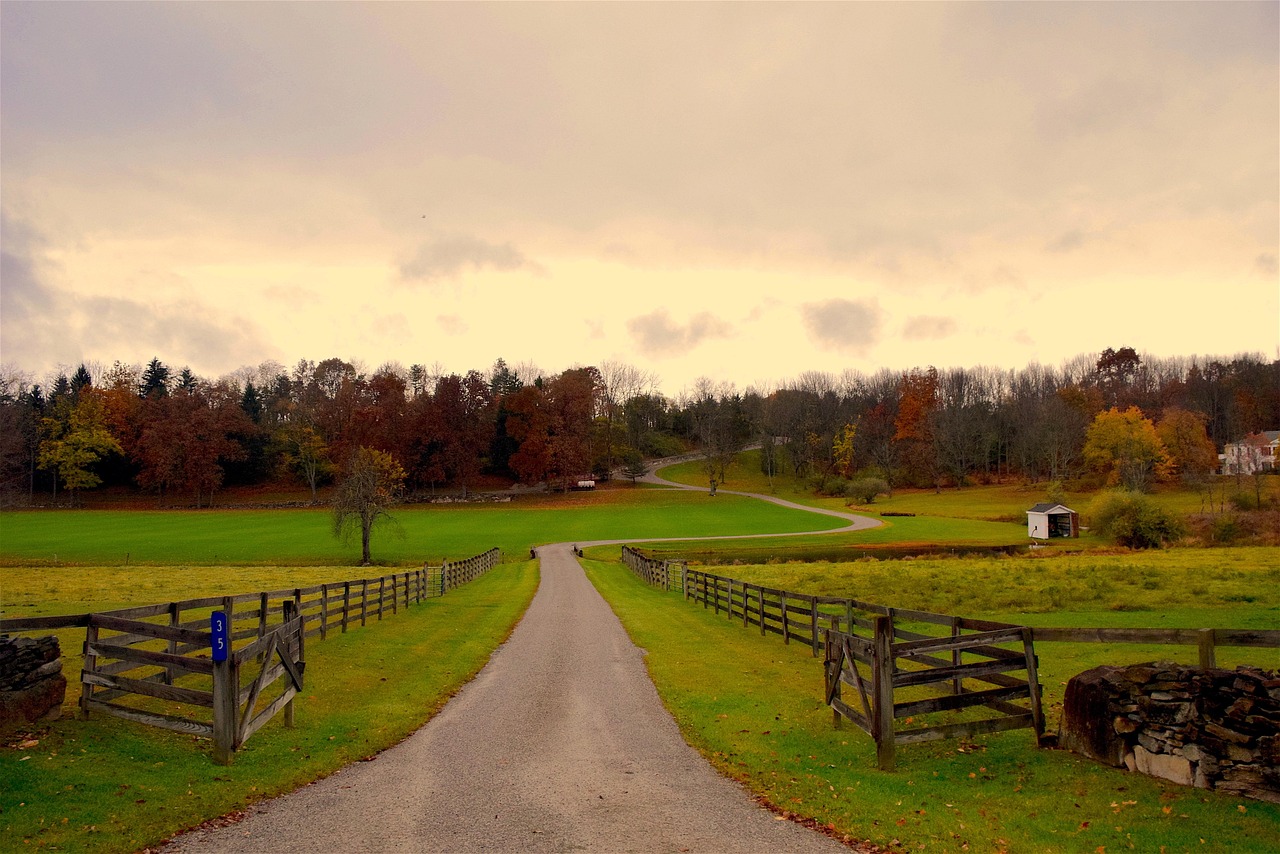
(2, 549), (501, 764)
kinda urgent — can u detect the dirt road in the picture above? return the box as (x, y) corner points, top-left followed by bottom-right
(165, 542), (851, 853)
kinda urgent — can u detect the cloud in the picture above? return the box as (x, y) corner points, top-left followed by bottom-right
(1045, 230), (1099, 254)
(627, 309), (732, 357)
(1257, 253), (1278, 277)
(399, 236), (540, 283)
(903, 316), (957, 341)
(800, 298), (883, 354)
(437, 314), (468, 335)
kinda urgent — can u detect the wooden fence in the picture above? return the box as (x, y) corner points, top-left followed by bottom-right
(1, 550), (501, 763)
(621, 545), (686, 591)
(628, 549), (1280, 770)
(440, 548), (502, 593)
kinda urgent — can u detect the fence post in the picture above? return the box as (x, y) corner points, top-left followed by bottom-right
(1021, 627), (1045, 745)
(951, 616), (963, 696)
(259, 592), (269, 646)
(391, 574), (399, 615)
(872, 615), (895, 771)
(1198, 628), (1216, 669)
(810, 598), (820, 657)
(320, 584), (329, 640)
(378, 577), (386, 620)
(759, 588), (766, 636)
(213, 595), (238, 766)
(80, 620), (99, 719)
(283, 600), (298, 729)
(782, 593), (790, 645)
(166, 602), (180, 685)
(342, 581), (351, 632)
(361, 579), (368, 626)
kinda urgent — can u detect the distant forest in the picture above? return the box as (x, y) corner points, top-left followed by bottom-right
(1, 348), (1277, 507)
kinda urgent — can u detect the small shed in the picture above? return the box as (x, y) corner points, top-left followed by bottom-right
(1026, 503), (1079, 540)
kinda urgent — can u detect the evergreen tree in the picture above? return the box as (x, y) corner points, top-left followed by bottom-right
(70, 364), (93, 397)
(139, 358), (170, 398)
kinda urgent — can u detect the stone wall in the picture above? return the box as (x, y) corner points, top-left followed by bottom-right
(0, 635), (67, 729)
(1061, 662), (1279, 804)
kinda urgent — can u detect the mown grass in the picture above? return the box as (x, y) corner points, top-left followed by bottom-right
(0, 561), (538, 853)
(0, 488), (842, 567)
(658, 452), (1279, 527)
(586, 557), (1280, 853)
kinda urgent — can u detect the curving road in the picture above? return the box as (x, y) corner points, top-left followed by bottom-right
(164, 474), (879, 853)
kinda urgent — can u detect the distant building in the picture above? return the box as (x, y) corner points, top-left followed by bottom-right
(1026, 503), (1079, 540)
(1221, 431), (1280, 475)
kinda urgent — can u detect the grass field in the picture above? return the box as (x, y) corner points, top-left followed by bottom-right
(586, 557), (1280, 852)
(658, 451), (1279, 528)
(0, 487), (845, 568)
(1, 562), (538, 853)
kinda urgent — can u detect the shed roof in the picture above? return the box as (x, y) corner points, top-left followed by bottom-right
(1027, 503), (1075, 514)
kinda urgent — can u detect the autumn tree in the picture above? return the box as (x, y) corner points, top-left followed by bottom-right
(894, 367), (940, 489)
(1083, 406), (1171, 492)
(37, 388), (123, 505)
(332, 446), (406, 565)
(1156, 407), (1218, 486)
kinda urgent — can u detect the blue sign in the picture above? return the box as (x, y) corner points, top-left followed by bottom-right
(211, 611), (229, 662)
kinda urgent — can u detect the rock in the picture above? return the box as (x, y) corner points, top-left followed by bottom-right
(0, 673), (67, 728)
(1134, 745), (1194, 786)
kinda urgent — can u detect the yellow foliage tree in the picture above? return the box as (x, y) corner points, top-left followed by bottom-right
(1083, 407), (1171, 492)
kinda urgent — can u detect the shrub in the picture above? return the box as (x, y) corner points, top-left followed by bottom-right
(846, 476), (890, 504)
(1229, 491), (1259, 511)
(1045, 480), (1068, 507)
(1087, 490), (1186, 549)
(810, 476), (850, 497)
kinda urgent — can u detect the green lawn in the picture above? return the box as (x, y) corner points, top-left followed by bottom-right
(659, 452), (1279, 528)
(1, 562), (539, 853)
(586, 557), (1280, 853)
(0, 488), (844, 568)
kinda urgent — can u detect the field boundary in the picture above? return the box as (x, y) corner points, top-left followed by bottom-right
(2, 549), (500, 763)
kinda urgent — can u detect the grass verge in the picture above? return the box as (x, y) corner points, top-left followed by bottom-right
(0, 561), (538, 853)
(585, 557), (1280, 853)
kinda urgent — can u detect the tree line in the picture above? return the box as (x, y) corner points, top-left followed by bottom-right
(1, 348), (1276, 507)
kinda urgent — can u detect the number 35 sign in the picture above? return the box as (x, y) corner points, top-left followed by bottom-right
(211, 611), (229, 662)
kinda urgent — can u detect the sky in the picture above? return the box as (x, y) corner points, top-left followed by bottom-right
(2, 2), (1277, 396)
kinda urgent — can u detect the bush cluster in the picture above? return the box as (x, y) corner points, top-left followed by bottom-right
(1087, 490), (1185, 548)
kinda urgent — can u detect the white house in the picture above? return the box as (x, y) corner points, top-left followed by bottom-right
(1221, 431), (1280, 476)
(1026, 503), (1079, 540)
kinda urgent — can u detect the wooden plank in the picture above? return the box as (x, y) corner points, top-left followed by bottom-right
(831, 697), (871, 734)
(97, 602), (171, 620)
(1031, 627), (1204, 644)
(892, 627), (1028, 657)
(87, 641), (215, 675)
(92, 614), (211, 646)
(895, 657), (1027, 689)
(86, 698), (214, 737)
(893, 684), (1031, 719)
(1, 614), (91, 631)
(895, 713), (1035, 746)
(240, 686), (298, 743)
(236, 635), (278, 743)
(82, 671), (214, 707)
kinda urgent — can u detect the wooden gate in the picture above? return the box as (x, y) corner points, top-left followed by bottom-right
(215, 604), (306, 764)
(826, 615), (1044, 770)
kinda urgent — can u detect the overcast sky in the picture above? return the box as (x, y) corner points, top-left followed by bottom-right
(2, 2), (1277, 394)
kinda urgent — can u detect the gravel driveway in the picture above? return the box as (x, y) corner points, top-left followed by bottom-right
(164, 542), (852, 853)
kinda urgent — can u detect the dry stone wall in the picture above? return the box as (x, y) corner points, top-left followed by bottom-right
(1060, 662), (1279, 803)
(0, 635), (67, 729)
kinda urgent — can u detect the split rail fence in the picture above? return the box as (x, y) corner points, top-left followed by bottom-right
(620, 547), (1280, 770)
(1, 549), (500, 764)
